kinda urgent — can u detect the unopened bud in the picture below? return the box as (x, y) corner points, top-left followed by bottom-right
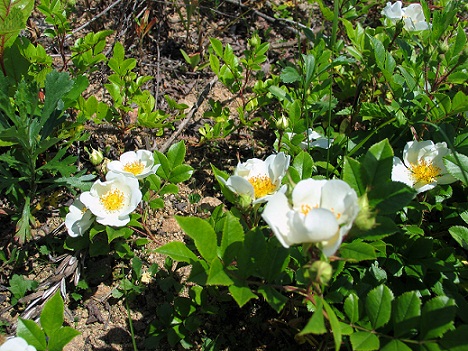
(276, 115), (289, 131)
(354, 193), (376, 231)
(89, 148), (104, 166)
(304, 261), (333, 285)
(238, 193), (252, 210)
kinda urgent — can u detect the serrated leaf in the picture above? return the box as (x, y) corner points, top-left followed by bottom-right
(448, 225), (468, 250)
(393, 291), (421, 338)
(229, 283), (257, 308)
(169, 164), (193, 183)
(339, 241), (376, 261)
(381, 339), (412, 351)
(292, 151), (313, 180)
(156, 241), (198, 264)
(166, 140), (186, 168)
(220, 212), (244, 264)
(299, 298), (326, 335)
(106, 226), (133, 243)
(350, 331), (380, 351)
(362, 139), (393, 187)
(40, 292), (64, 336)
(280, 66), (301, 83)
(420, 296), (456, 340)
(443, 153), (468, 185)
(207, 257), (233, 286)
(176, 216), (217, 262)
(440, 325), (468, 351)
(48, 326), (80, 351)
(323, 300), (342, 351)
(258, 285), (287, 313)
(17, 318), (47, 350)
(343, 156), (364, 196)
(365, 285), (393, 330)
(344, 293), (360, 323)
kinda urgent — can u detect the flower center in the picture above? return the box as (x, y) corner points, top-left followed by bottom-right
(123, 161), (145, 175)
(410, 160), (441, 184)
(301, 204), (312, 215)
(248, 176), (277, 199)
(100, 189), (125, 212)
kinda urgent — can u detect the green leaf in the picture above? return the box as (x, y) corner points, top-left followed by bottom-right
(444, 153), (468, 185)
(393, 291), (421, 338)
(261, 240), (290, 281)
(365, 285), (393, 330)
(258, 285), (287, 313)
(440, 325), (468, 351)
(343, 156), (365, 196)
(156, 241), (199, 264)
(381, 339), (412, 351)
(323, 300), (342, 351)
(48, 326), (80, 351)
(229, 283), (257, 308)
(8, 274), (38, 300)
(176, 216), (217, 262)
(339, 241), (376, 261)
(166, 140), (186, 168)
(169, 164), (193, 183)
(299, 298), (327, 335)
(280, 66), (301, 83)
(448, 226), (468, 250)
(220, 212), (244, 264)
(40, 292), (64, 336)
(17, 318), (47, 350)
(207, 257), (233, 286)
(350, 331), (380, 351)
(291, 151), (313, 181)
(420, 296), (456, 340)
(106, 226), (133, 243)
(344, 293), (360, 324)
(362, 139), (393, 188)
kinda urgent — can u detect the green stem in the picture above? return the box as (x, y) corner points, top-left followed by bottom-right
(125, 296), (138, 351)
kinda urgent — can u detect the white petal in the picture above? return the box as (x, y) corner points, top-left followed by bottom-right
(0, 337), (36, 351)
(382, 1), (404, 20)
(292, 179), (325, 210)
(262, 192), (293, 248)
(291, 208), (339, 243)
(392, 157), (414, 187)
(321, 230), (343, 257)
(226, 175), (255, 198)
(96, 214), (130, 227)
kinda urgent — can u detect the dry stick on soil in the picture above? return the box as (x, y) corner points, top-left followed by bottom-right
(158, 76), (218, 154)
(70, 0), (125, 35)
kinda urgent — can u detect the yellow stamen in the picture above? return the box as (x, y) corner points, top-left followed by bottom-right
(301, 204), (312, 215)
(248, 176), (277, 199)
(123, 161), (145, 175)
(410, 160), (441, 184)
(100, 189), (125, 212)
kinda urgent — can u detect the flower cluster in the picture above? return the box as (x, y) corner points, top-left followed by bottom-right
(0, 337), (36, 351)
(65, 150), (159, 237)
(382, 1), (430, 32)
(276, 128), (333, 151)
(221, 153), (360, 257)
(392, 140), (456, 193)
(262, 179), (359, 257)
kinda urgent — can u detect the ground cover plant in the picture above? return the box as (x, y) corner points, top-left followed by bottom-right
(0, 0), (468, 350)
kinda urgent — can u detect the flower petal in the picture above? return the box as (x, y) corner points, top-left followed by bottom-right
(262, 192), (292, 248)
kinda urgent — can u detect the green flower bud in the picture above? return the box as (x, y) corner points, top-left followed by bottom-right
(238, 193), (252, 210)
(276, 115), (289, 131)
(304, 261), (333, 285)
(89, 148), (104, 166)
(354, 193), (376, 231)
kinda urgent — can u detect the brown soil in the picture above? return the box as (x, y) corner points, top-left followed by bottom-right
(0, 1), (327, 350)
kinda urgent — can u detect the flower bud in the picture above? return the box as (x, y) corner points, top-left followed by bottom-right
(354, 193), (376, 231)
(89, 148), (104, 166)
(248, 35), (260, 48)
(238, 193), (252, 210)
(304, 261), (333, 285)
(276, 115), (289, 131)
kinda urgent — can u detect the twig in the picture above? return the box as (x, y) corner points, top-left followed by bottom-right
(70, 0), (125, 35)
(158, 76), (218, 154)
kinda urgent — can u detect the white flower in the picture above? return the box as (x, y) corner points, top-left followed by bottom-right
(392, 140), (456, 193)
(221, 152), (290, 203)
(277, 129), (333, 151)
(382, 1), (430, 31)
(107, 150), (159, 179)
(65, 199), (94, 237)
(80, 172), (142, 227)
(262, 179), (359, 257)
(0, 337), (36, 351)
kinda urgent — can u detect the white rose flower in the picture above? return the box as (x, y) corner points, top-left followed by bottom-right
(382, 1), (430, 31)
(65, 199), (94, 237)
(262, 179), (359, 257)
(80, 172), (142, 227)
(107, 150), (159, 179)
(220, 152), (291, 203)
(0, 337), (36, 351)
(392, 140), (456, 193)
